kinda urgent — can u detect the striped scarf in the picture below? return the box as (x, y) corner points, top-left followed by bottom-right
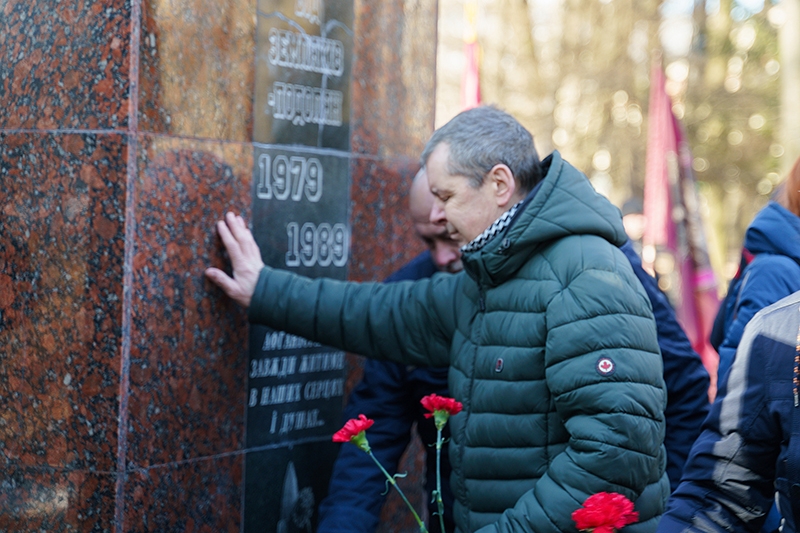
(460, 200), (523, 254)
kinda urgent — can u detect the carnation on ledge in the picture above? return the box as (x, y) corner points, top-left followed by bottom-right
(420, 393), (463, 430)
(571, 492), (639, 533)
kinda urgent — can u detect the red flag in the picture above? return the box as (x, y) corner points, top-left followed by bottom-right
(644, 60), (720, 400)
(461, 2), (481, 110)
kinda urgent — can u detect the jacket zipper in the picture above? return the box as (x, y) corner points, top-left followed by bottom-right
(460, 284), (485, 523)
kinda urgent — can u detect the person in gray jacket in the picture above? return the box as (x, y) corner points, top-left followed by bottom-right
(205, 106), (669, 533)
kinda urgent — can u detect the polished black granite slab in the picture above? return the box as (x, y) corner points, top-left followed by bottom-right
(253, 0), (354, 150)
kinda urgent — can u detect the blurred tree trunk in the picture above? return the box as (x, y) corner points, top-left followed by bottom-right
(685, 0), (780, 277)
(780, 0), (800, 171)
(521, 0), (661, 204)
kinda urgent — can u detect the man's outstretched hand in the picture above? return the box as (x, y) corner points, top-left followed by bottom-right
(205, 212), (265, 308)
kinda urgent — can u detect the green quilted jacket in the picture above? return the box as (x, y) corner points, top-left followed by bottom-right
(249, 151), (669, 533)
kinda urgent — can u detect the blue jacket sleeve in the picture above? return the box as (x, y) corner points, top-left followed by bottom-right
(317, 359), (416, 533)
(620, 241), (710, 490)
(657, 319), (781, 533)
(717, 255), (800, 381)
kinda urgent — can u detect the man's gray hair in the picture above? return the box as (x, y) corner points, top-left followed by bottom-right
(420, 106), (541, 192)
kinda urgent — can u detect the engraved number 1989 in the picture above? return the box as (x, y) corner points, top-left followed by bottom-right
(286, 222), (348, 268)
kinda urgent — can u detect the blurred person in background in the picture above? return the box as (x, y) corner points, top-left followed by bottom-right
(621, 196), (646, 257)
(657, 289), (800, 533)
(711, 157), (800, 383)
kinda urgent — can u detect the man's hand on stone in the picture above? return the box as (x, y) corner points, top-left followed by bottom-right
(205, 212), (264, 308)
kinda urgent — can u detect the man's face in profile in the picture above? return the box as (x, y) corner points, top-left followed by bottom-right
(426, 143), (512, 246)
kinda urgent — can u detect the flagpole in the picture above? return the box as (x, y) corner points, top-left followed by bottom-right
(644, 55), (720, 400)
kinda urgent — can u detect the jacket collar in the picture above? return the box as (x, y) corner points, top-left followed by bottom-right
(460, 199), (524, 254)
(461, 150), (628, 288)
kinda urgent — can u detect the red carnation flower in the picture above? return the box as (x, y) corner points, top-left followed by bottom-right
(332, 414), (374, 452)
(421, 394), (463, 416)
(572, 492), (639, 533)
(421, 394), (463, 430)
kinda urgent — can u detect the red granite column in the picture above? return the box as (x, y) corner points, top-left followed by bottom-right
(0, 0), (132, 530)
(122, 2), (253, 527)
(0, 0), (437, 531)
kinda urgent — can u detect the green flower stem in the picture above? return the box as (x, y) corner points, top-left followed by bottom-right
(367, 450), (428, 533)
(435, 428), (446, 533)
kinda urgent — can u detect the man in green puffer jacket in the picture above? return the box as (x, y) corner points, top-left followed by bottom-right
(205, 106), (669, 533)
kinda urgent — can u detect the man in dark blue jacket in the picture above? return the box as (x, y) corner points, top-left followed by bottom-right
(621, 241), (711, 490)
(316, 169), (461, 533)
(658, 289), (800, 533)
(316, 168), (710, 532)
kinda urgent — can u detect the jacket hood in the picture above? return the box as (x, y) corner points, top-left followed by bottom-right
(744, 201), (800, 262)
(462, 150), (628, 287)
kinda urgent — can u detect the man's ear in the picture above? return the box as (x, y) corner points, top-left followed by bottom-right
(488, 164), (519, 208)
